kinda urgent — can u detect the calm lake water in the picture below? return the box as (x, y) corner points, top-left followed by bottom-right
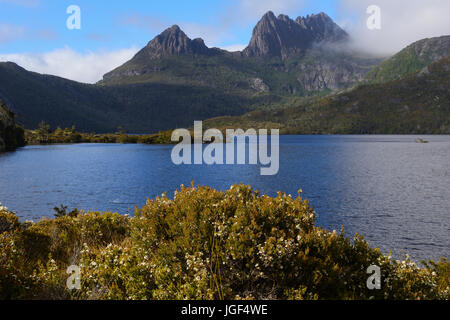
(0, 135), (449, 262)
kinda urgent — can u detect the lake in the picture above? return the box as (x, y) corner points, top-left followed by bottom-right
(0, 135), (448, 262)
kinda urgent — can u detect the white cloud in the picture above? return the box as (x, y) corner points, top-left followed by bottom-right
(338, 0), (450, 55)
(220, 44), (247, 52)
(0, 46), (139, 83)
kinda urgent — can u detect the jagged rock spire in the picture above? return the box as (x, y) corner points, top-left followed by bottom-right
(243, 11), (348, 58)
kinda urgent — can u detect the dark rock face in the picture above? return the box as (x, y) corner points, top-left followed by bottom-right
(243, 11), (312, 59)
(243, 11), (348, 59)
(0, 100), (25, 152)
(296, 59), (366, 91)
(295, 12), (348, 43)
(135, 25), (215, 59)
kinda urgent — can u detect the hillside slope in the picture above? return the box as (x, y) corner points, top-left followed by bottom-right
(0, 62), (257, 133)
(364, 35), (450, 84)
(206, 55), (450, 134)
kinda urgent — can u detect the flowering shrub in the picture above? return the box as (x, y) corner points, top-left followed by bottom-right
(0, 186), (448, 300)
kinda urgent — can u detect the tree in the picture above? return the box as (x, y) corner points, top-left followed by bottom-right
(37, 121), (51, 144)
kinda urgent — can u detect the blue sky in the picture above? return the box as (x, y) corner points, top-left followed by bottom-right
(1, 0), (449, 83)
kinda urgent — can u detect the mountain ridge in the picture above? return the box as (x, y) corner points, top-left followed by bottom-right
(0, 61), (258, 133)
(364, 35), (450, 84)
(101, 11), (378, 96)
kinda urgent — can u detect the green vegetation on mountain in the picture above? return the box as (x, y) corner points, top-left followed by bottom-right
(0, 99), (25, 152)
(364, 35), (450, 84)
(206, 55), (450, 134)
(1, 184), (448, 300)
(0, 62), (259, 133)
(102, 48), (379, 97)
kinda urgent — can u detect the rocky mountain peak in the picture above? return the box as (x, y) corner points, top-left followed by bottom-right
(243, 11), (348, 59)
(137, 25), (212, 59)
(261, 11), (277, 21)
(296, 12), (348, 43)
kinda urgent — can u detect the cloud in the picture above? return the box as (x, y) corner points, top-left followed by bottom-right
(0, 23), (59, 44)
(0, 46), (139, 83)
(220, 44), (248, 52)
(0, 24), (25, 44)
(338, 0), (450, 55)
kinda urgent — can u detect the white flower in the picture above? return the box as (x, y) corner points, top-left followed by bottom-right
(0, 201), (8, 211)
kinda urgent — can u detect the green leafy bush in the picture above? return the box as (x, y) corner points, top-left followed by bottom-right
(0, 186), (448, 300)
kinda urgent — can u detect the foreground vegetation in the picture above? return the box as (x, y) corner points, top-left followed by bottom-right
(25, 122), (174, 145)
(0, 184), (448, 300)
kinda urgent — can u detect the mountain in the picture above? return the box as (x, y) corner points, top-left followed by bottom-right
(0, 99), (25, 151)
(102, 12), (380, 95)
(0, 62), (255, 133)
(2, 11), (443, 134)
(205, 55), (450, 134)
(364, 35), (450, 84)
(243, 12), (348, 59)
(129, 24), (219, 59)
